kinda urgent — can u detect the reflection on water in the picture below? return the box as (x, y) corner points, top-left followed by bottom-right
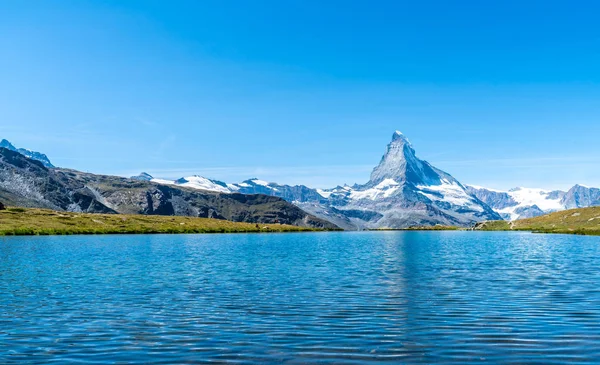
(1, 231), (600, 364)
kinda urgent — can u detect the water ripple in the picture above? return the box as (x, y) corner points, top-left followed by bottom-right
(1, 232), (600, 364)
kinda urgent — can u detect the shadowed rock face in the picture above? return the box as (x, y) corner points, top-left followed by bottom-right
(465, 187), (518, 211)
(0, 148), (338, 229)
(368, 131), (442, 187)
(0, 139), (54, 168)
(562, 185), (600, 209)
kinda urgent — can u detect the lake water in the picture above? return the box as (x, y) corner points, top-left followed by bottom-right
(1, 231), (600, 364)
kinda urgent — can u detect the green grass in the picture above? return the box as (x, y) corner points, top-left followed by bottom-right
(473, 220), (512, 231)
(475, 206), (600, 236)
(0, 207), (322, 236)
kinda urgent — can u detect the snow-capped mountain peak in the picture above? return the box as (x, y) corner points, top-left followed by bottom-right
(392, 130), (411, 144)
(336, 131), (501, 228)
(143, 130), (502, 229)
(369, 131), (438, 186)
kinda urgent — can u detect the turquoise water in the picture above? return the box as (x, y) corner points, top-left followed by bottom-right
(1, 231), (600, 364)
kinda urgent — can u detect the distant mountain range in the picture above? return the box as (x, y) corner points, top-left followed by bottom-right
(135, 131), (600, 226)
(135, 131), (503, 229)
(467, 185), (600, 220)
(2, 132), (598, 229)
(0, 147), (336, 229)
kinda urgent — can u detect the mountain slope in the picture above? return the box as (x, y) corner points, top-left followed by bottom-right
(0, 139), (54, 168)
(0, 148), (338, 229)
(467, 184), (600, 220)
(475, 206), (600, 236)
(561, 185), (600, 209)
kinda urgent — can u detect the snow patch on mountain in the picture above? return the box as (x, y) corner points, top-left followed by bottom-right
(250, 179), (269, 187)
(349, 179), (400, 200)
(418, 180), (484, 212)
(151, 178), (177, 185)
(175, 176), (231, 193)
(508, 187), (564, 211)
(316, 189), (333, 198)
(467, 185), (566, 220)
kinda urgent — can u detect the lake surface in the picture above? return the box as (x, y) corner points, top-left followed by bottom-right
(1, 231), (600, 364)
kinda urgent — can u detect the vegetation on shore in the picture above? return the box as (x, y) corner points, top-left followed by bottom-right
(474, 206), (600, 236)
(3, 205), (599, 237)
(0, 207), (323, 236)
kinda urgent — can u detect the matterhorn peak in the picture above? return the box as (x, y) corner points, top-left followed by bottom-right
(391, 130), (411, 145)
(368, 130), (430, 185)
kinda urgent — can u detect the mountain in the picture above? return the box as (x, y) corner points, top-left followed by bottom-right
(148, 131), (501, 229)
(0, 147), (338, 229)
(311, 131), (501, 229)
(467, 184), (600, 220)
(0, 139), (54, 168)
(144, 175), (330, 204)
(131, 172), (153, 181)
(561, 185), (600, 209)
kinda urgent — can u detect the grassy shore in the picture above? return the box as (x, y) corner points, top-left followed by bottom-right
(475, 206), (600, 236)
(0, 207), (322, 236)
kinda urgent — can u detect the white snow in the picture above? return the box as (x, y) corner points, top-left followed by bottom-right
(151, 176), (231, 194)
(496, 207), (520, 221)
(151, 178), (176, 185)
(493, 187), (565, 220)
(316, 189), (332, 198)
(237, 182), (251, 188)
(175, 176), (231, 193)
(226, 183), (240, 191)
(417, 179), (484, 212)
(507, 187), (563, 212)
(250, 179), (270, 187)
(375, 178), (399, 189)
(472, 185), (568, 220)
(349, 179), (400, 200)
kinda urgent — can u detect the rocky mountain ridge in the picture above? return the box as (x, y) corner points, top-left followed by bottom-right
(467, 184), (600, 220)
(0, 139), (54, 168)
(0, 147), (337, 229)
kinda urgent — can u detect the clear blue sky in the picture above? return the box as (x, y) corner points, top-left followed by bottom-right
(1, 0), (600, 190)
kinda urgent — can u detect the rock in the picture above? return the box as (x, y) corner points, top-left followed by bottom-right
(0, 139), (54, 168)
(0, 148), (338, 229)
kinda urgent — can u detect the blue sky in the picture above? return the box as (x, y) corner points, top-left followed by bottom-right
(1, 0), (599, 190)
